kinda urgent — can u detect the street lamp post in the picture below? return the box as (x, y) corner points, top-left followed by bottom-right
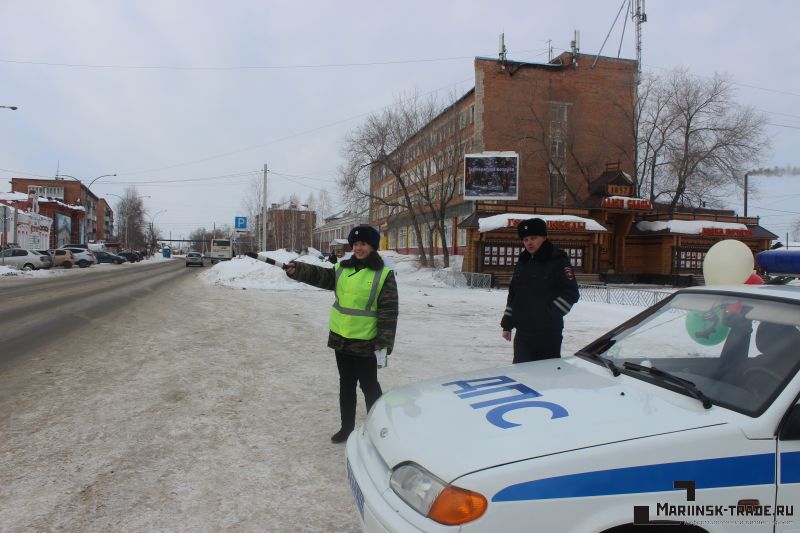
(149, 210), (166, 255)
(56, 173), (117, 243)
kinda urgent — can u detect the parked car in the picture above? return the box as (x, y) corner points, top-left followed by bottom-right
(49, 249), (75, 268)
(345, 285), (800, 533)
(34, 250), (54, 269)
(57, 246), (97, 268)
(94, 251), (126, 264)
(0, 249), (51, 270)
(185, 252), (205, 267)
(117, 251), (140, 263)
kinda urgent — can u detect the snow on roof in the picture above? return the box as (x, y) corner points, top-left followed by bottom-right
(0, 192), (29, 202)
(331, 238), (349, 245)
(636, 220), (748, 234)
(478, 213), (606, 233)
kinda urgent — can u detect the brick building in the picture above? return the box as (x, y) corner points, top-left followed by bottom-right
(367, 52), (776, 285)
(371, 52), (638, 258)
(256, 202), (316, 251)
(10, 177), (115, 244)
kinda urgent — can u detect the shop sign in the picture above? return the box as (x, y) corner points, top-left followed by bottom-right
(601, 197), (653, 210)
(506, 219), (587, 231)
(699, 227), (753, 237)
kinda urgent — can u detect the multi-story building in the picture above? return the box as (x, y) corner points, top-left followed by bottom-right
(368, 52), (775, 284)
(370, 51), (637, 258)
(256, 202), (316, 251)
(10, 177), (113, 245)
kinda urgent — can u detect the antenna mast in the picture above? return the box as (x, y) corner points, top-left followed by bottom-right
(633, 0), (647, 79)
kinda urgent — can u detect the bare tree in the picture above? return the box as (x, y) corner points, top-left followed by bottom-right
(115, 187), (147, 250)
(638, 70), (768, 211)
(505, 81), (634, 207)
(407, 92), (469, 267)
(339, 91), (440, 266)
(241, 175), (265, 244)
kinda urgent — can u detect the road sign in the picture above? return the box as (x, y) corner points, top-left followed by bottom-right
(234, 216), (247, 229)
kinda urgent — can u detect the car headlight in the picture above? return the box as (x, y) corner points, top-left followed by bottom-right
(390, 463), (487, 525)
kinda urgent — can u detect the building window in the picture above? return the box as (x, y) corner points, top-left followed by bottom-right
(28, 185), (64, 200)
(554, 244), (584, 269)
(398, 227), (407, 248)
(673, 248), (707, 273)
(482, 242), (522, 267)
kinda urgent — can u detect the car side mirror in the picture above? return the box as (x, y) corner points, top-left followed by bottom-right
(780, 403), (800, 441)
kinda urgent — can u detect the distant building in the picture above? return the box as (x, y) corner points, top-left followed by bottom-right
(312, 210), (369, 253)
(255, 202), (316, 251)
(9, 177), (114, 244)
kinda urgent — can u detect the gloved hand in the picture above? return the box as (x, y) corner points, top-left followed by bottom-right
(245, 252), (258, 259)
(375, 348), (388, 368)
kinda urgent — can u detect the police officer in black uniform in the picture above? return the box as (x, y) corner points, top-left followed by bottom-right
(501, 218), (580, 363)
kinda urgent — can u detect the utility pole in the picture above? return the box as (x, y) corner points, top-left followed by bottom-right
(262, 163), (268, 251)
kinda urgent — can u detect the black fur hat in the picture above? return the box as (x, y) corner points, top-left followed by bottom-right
(348, 225), (380, 250)
(517, 218), (548, 239)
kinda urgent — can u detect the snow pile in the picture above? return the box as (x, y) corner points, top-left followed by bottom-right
(0, 264), (56, 277)
(199, 249), (333, 290)
(478, 213), (606, 233)
(636, 220), (748, 234)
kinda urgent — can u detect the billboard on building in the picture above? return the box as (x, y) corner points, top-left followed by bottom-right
(55, 213), (72, 247)
(464, 152), (519, 201)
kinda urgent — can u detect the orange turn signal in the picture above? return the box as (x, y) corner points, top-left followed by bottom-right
(427, 485), (488, 525)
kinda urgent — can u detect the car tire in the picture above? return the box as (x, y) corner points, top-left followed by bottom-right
(62, 262), (72, 269)
(78, 260), (89, 268)
(22, 263), (34, 271)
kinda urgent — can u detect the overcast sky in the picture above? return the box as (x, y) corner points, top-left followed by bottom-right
(1, 0), (798, 242)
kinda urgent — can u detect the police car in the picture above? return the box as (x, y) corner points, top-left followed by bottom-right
(345, 285), (800, 532)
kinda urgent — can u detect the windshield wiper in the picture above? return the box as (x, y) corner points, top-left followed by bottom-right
(622, 362), (713, 409)
(576, 350), (621, 377)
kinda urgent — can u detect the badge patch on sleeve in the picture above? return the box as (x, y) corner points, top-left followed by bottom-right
(564, 266), (574, 280)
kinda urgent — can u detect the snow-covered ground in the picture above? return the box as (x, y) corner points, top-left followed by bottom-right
(0, 250), (643, 532)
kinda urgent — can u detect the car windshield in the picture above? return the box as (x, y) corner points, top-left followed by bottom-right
(581, 291), (800, 417)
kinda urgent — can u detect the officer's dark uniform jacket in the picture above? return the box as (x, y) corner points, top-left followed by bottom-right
(289, 251), (398, 357)
(500, 239), (580, 335)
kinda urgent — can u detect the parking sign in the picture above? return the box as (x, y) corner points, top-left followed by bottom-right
(234, 216), (247, 229)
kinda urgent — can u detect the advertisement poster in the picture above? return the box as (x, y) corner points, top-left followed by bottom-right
(55, 213), (72, 247)
(464, 152), (519, 201)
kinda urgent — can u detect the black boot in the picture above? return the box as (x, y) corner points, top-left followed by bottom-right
(330, 428), (353, 443)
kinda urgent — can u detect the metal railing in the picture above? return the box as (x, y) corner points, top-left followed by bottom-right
(432, 269), (492, 289)
(578, 283), (674, 307)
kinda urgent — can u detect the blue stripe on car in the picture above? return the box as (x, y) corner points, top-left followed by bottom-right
(493, 453), (775, 502)
(781, 451), (800, 484)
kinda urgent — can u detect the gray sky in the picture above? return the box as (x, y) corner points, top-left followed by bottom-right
(1, 0), (798, 242)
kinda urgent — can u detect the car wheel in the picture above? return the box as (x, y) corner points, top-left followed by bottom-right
(63, 262), (72, 269)
(22, 263), (34, 271)
(78, 260), (89, 268)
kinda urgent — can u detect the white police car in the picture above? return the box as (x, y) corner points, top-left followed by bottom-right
(345, 285), (800, 532)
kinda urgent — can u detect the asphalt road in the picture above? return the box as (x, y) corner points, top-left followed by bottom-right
(0, 259), (189, 369)
(0, 259), (362, 532)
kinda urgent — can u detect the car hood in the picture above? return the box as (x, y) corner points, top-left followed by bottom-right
(365, 358), (733, 482)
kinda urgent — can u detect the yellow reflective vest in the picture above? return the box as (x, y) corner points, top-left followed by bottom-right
(329, 262), (392, 340)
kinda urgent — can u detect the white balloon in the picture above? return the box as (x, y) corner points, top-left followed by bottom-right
(702, 239), (754, 285)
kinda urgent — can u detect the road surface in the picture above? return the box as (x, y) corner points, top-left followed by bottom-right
(0, 261), (362, 532)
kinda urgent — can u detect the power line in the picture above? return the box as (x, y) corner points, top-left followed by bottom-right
(766, 123), (800, 130)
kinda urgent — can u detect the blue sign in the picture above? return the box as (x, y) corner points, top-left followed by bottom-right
(234, 216), (247, 229)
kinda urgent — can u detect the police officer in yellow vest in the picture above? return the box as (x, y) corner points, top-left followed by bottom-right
(285, 225), (399, 443)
